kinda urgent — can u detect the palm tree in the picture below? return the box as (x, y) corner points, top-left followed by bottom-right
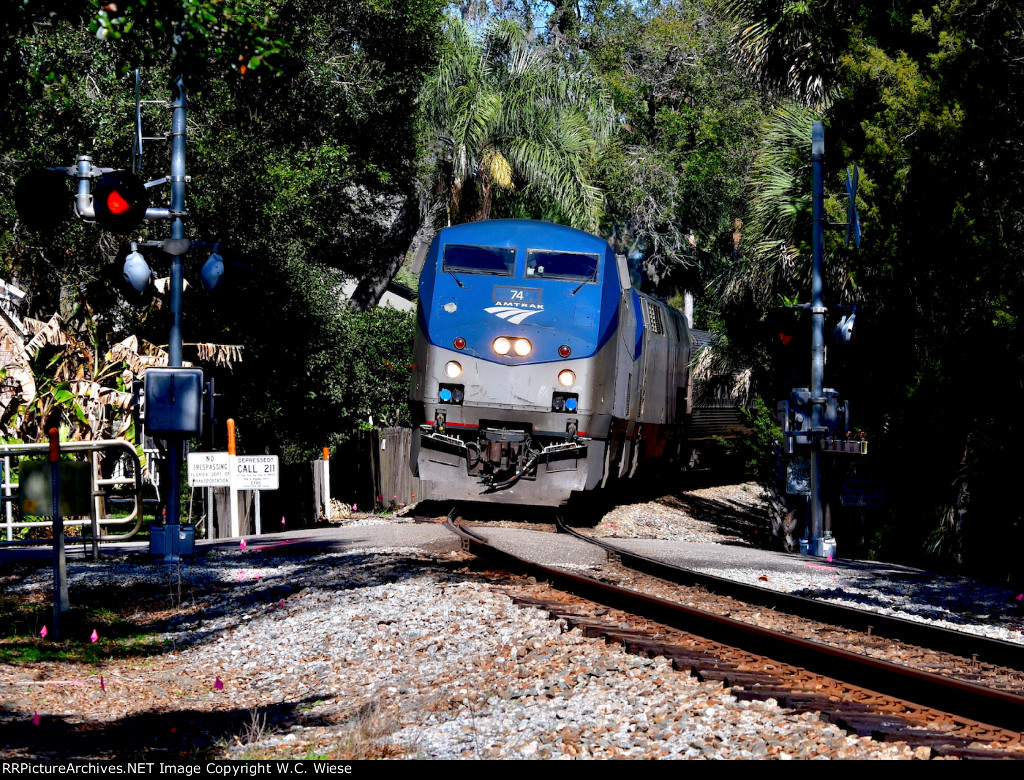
(348, 18), (615, 309)
(423, 17), (614, 231)
(719, 0), (852, 107)
(725, 101), (816, 302)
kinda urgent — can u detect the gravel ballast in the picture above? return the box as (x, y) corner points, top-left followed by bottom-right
(2, 543), (917, 760)
(3, 482), (1020, 760)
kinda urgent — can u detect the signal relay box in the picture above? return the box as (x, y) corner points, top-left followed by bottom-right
(777, 387), (848, 454)
(144, 367), (204, 437)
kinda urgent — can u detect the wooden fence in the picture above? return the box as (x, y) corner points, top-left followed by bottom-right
(332, 427), (430, 512)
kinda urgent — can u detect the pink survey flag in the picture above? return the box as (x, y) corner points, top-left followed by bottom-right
(32, 712), (39, 726)
(90, 629), (98, 643)
(100, 675), (105, 692)
(240, 539), (247, 550)
(214, 677), (224, 691)
(39, 625), (47, 639)
(827, 554), (833, 563)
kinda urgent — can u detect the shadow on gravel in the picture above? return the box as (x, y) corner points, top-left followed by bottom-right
(791, 570), (1024, 631)
(0, 546), (474, 668)
(0, 698), (321, 760)
(657, 492), (769, 548)
(0, 545), (495, 760)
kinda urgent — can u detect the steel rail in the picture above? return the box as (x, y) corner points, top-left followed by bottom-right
(557, 517), (1024, 673)
(447, 519), (1024, 734)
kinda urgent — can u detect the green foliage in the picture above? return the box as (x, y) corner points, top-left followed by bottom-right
(89, 0), (288, 75)
(585, 0), (767, 291)
(725, 0), (1024, 577)
(1, 0), (444, 464)
(420, 17), (614, 231)
(735, 397), (781, 485)
(718, 0), (857, 106)
(242, 261), (416, 463)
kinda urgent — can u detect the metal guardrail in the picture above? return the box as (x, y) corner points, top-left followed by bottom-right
(0, 439), (145, 558)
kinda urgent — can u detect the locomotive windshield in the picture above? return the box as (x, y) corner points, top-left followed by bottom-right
(443, 244), (515, 276)
(525, 249), (600, 282)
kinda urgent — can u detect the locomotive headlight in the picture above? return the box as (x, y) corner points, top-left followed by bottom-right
(558, 370), (576, 387)
(444, 361), (463, 379)
(513, 338), (532, 357)
(493, 337), (511, 355)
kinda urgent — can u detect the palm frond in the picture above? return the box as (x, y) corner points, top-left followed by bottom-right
(420, 17), (614, 228)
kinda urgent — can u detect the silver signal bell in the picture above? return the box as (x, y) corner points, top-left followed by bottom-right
(200, 252), (225, 292)
(834, 312), (856, 344)
(122, 250), (152, 293)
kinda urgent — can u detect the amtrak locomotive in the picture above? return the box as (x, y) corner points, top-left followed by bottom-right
(410, 219), (701, 506)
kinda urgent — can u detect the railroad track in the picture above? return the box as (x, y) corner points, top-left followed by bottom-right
(445, 514), (1024, 758)
(556, 516), (1024, 672)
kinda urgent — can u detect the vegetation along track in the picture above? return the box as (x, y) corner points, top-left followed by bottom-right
(446, 515), (1024, 757)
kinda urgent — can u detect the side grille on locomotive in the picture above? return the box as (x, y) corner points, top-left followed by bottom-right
(644, 300), (664, 335)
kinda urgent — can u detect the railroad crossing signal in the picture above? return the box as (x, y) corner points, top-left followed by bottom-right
(14, 164), (150, 234)
(12, 70), (227, 564)
(200, 246), (225, 291)
(121, 246), (153, 300)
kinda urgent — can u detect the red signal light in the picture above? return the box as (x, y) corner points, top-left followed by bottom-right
(106, 190), (132, 215)
(453, 337), (466, 350)
(93, 171), (149, 233)
(558, 345), (571, 358)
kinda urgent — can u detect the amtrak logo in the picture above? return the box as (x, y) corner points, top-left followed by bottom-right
(485, 306), (542, 325)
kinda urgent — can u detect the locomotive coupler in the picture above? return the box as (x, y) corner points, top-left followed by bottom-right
(479, 428), (530, 471)
(565, 419), (578, 441)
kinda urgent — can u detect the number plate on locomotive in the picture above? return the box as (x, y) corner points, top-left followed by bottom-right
(492, 286), (542, 305)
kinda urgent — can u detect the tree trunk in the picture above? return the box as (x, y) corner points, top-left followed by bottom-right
(349, 193), (422, 312)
